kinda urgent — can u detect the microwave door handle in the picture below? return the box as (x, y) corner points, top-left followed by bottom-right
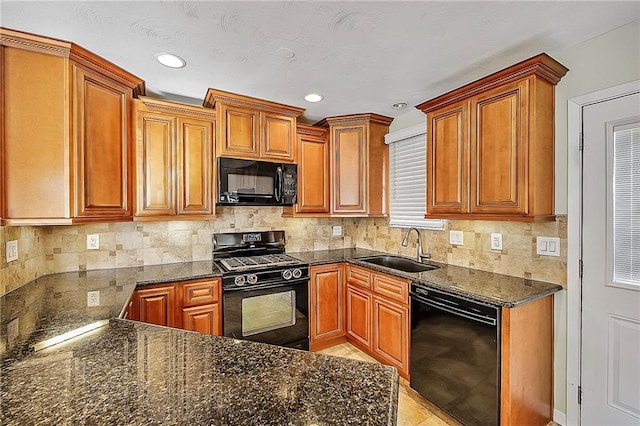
(275, 167), (282, 203)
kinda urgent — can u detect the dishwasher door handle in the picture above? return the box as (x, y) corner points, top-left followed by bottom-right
(411, 293), (498, 326)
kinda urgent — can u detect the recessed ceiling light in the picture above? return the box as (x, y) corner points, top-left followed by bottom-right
(392, 102), (408, 109)
(304, 93), (323, 103)
(156, 53), (186, 69)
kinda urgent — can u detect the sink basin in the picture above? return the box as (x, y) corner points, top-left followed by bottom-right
(356, 255), (440, 273)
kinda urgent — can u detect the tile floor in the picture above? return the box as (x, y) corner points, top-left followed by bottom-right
(318, 343), (461, 426)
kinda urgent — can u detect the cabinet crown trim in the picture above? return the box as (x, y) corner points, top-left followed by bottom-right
(415, 53), (568, 113)
(203, 88), (305, 116)
(315, 113), (393, 128)
(1, 27), (145, 94)
(297, 124), (328, 138)
(136, 96), (216, 119)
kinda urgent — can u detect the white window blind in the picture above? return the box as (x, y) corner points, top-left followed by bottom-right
(613, 124), (640, 286)
(386, 124), (443, 230)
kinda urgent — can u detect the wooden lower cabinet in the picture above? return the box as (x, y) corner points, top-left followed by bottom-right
(131, 284), (179, 327)
(501, 295), (554, 425)
(346, 284), (372, 351)
(309, 264), (346, 350)
(372, 295), (409, 376)
(344, 265), (411, 379)
(182, 304), (221, 335)
(127, 278), (222, 335)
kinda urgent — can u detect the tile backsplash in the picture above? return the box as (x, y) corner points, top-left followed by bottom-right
(0, 209), (567, 295)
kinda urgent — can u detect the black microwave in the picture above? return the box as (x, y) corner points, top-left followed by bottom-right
(217, 158), (297, 206)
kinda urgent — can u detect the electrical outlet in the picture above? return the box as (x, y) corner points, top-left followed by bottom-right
(332, 225), (342, 236)
(536, 237), (560, 257)
(449, 230), (464, 246)
(7, 318), (19, 343)
(87, 234), (100, 250)
(6, 240), (18, 262)
(87, 290), (100, 307)
(490, 233), (503, 250)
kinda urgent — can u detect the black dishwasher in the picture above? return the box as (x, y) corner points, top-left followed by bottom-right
(410, 285), (501, 426)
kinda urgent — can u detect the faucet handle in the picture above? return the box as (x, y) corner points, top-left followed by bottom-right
(419, 253), (431, 263)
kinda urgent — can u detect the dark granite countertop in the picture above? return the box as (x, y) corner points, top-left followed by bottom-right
(1, 319), (398, 425)
(0, 259), (398, 425)
(288, 248), (563, 307)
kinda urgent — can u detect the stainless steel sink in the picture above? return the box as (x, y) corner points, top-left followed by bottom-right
(355, 255), (440, 273)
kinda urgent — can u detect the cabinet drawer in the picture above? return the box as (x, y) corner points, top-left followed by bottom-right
(373, 273), (410, 304)
(182, 279), (220, 307)
(346, 265), (371, 289)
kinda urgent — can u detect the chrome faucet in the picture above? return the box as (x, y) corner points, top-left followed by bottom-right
(401, 228), (430, 263)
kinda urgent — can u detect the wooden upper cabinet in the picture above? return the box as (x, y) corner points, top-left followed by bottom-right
(427, 99), (470, 215)
(218, 103), (259, 158)
(262, 112), (296, 160)
(133, 96), (215, 220)
(73, 65), (132, 219)
(284, 124), (330, 216)
(417, 53), (568, 222)
(1, 28), (144, 225)
(203, 88), (304, 162)
(318, 114), (393, 217)
(471, 79), (528, 215)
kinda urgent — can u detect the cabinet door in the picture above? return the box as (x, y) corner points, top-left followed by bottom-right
(217, 103), (259, 159)
(372, 296), (409, 376)
(262, 112), (295, 161)
(182, 278), (220, 307)
(427, 100), (470, 215)
(470, 79), (528, 215)
(134, 111), (176, 217)
(346, 284), (372, 350)
(176, 117), (214, 216)
(331, 124), (367, 214)
(132, 284), (178, 328)
(297, 132), (330, 213)
(182, 304), (221, 335)
(309, 264), (345, 345)
(73, 65), (132, 219)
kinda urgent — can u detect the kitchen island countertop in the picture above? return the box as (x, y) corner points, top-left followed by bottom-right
(0, 260), (398, 425)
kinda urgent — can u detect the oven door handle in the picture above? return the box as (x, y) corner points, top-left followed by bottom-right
(223, 278), (309, 293)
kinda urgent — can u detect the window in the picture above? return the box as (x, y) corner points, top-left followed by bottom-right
(611, 123), (639, 286)
(386, 123), (443, 230)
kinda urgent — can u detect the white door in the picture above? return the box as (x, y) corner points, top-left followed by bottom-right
(581, 91), (640, 425)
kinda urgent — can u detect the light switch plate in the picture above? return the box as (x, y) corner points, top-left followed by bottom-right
(6, 240), (18, 262)
(87, 234), (99, 250)
(7, 318), (19, 343)
(536, 236), (560, 257)
(490, 233), (503, 250)
(449, 230), (464, 246)
(332, 225), (342, 236)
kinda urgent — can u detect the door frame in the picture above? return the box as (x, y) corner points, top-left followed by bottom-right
(567, 80), (640, 426)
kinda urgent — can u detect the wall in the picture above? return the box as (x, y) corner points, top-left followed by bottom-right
(552, 19), (640, 215)
(0, 207), (350, 296)
(356, 216), (567, 286)
(0, 226), (47, 295)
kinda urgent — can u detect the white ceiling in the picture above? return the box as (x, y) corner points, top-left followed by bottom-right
(2, 1), (639, 123)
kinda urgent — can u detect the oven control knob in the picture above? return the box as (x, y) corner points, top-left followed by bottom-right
(234, 275), (246, 286)
(247, 274), (258, 285)
(282, 269), (293, 280)
(292, 268), (302, 279)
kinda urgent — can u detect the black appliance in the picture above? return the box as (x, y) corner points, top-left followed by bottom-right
(213, 230), (309, 350)
(217, 157), (297, 206)
(410, 285), (501, 426)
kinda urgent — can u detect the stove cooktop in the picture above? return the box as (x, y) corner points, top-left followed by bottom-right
(216, 254), (303, 272)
